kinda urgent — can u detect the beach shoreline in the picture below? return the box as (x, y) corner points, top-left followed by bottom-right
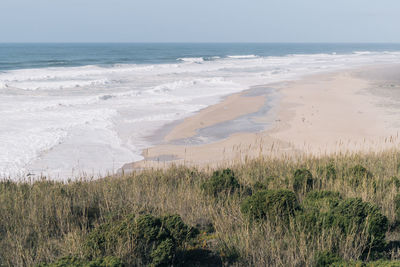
(121, 63), (400, 172)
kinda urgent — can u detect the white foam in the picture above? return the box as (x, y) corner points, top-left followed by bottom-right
(2, 51), (400, 179)
(227, 55), (259, 59)
(177, 57), (204, 63)
(354, 51), (373, 55)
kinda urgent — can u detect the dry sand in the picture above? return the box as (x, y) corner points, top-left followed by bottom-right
(122, 64), (400, 172)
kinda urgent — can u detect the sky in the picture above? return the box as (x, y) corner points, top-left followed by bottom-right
(1, 0), (400, 43)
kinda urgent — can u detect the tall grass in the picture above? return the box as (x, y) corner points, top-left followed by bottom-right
(2, 150), (400, 266)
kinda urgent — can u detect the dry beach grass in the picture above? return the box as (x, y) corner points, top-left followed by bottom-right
(3, 149), (400, 266)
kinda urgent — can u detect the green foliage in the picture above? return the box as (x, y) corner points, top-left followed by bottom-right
(194, 218), (215, 234)
(388, 177), (400, 189)
(84, 214), (198, 266)
(68, 203), (100, 229)
(314, 251), (343, 267)
(329, 198), (388, 253)
(219, 243), (240, 264)
(299, 196), (388, 257)
(37, 256), (123, 267)
(348, 165), (373, 187)
(366, 260), (400, 267)
(317, 163), (337, 181)
(252, 181), (267, 192)
(162, 214), (199, 242)
(150, 239), (175, 266)
(329, 261), (360, 267)
(201, 169), (240, 197)
(240, 189), (299, 222)
(293, 168), (314, 194)
(303, 191), (342, 212)
(349, 164), (371, 177)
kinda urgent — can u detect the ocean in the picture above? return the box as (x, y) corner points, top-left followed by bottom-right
(1, 43), (400, 179)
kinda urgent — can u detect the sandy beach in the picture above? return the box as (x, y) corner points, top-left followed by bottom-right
(122, 64), (400, 172)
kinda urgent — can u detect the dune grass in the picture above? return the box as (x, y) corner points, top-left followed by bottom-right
(3, 150), (400, 266)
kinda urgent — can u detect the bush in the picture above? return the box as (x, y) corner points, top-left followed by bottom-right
(201, 169), (240, 197)
(314, 251), (343, 267)
(329, 198), (388, 253)
(303, 191), (342, 212)
(298, 196), (388, 258)
(84, 214), (198, 266)
(241, 189), (299, 223)
(299, 191), (341, 232)
(162, 214), (199, 243)
(37, 256), (124, 267)
(348, 165), (373, 187)
(293, 168), (314, 194)
(150, 239), (175, 266)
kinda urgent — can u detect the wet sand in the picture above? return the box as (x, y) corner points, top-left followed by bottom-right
(122, 64), (400, 172)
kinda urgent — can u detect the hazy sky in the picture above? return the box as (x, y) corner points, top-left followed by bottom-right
(1, 0), (400, 43)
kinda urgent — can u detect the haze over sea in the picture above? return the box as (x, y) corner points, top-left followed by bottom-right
(2, 43), (400, 179)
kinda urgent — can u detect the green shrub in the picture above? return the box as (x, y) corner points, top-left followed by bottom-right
(314, 251), (342, 267)
(37, 256), (124, 267)
(293, 168), (314, 194)
(84, 214), (198, 266)
(329, 198), (388, 253)
(303, 191), (342, 212)
(298, 196), (388, 257)
(150, 239), (175, 266)
(84, 221), (114, 258)
(240, 189), (299, 223)
(348, 165), (373, 187)
(298, 191), (340, 232)
(201, 169), (240, 197)
(162, 214), (199, 243)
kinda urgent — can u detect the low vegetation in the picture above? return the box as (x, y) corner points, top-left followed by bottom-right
(240, 189), (299, 223)
(3, 150), (400, 266)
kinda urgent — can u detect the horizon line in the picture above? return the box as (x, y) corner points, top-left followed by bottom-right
(1, 41), (400, 44)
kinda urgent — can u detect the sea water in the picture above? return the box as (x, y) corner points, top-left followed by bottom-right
(1, 43), (400, 179)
